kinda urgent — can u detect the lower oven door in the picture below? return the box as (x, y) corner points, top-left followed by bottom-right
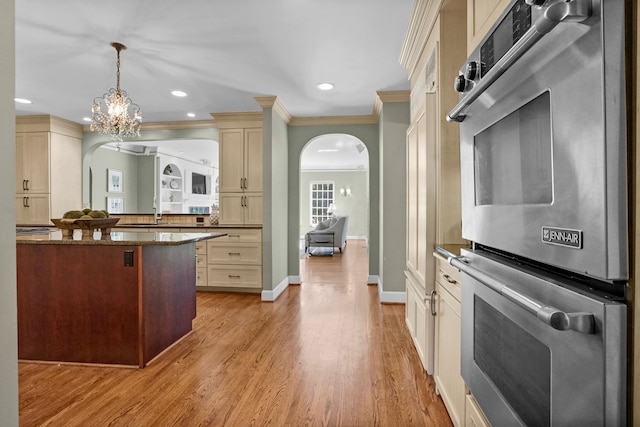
(455, 249), (626, 426)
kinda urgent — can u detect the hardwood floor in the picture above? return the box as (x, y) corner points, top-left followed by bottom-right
(19, 239), (452, 426)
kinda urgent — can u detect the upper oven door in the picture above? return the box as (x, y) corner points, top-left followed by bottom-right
(455, 0), (627, 281)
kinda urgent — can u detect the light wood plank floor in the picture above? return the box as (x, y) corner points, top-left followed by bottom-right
(19, 239), (452, 426)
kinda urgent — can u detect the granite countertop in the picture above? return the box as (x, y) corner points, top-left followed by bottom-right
(113, 223), (262, 229)
(16, 228), (226, 246)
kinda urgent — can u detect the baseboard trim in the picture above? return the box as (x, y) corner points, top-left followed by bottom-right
(261, 277), (290, 301)
(369, 275), (406, 303)
(289, 275), (301, 285)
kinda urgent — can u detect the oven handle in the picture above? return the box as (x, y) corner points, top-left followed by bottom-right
(449, 256), (595, 334)
(446, 0), (592, 123)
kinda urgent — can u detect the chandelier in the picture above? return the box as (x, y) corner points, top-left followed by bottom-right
(90, 42), (142, 141)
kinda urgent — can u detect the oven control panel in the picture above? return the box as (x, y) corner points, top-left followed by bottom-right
(455, 0), (532, 93)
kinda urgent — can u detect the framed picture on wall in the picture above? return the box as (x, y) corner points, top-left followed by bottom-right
(106, 197), (124, 214)
(108, 169), (124, 193)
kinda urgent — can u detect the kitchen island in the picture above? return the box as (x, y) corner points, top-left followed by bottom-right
(16, 229), (225, 368)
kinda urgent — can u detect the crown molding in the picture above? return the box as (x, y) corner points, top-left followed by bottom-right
(289, 115), (378, 127)
(17, 114), (83, 138)
(399, 0), (443, 79)
(210, 111), (264, 129)
(376, 90), (411, 103)
(373, 90), (411, 119)
(254, 96), (292, 124)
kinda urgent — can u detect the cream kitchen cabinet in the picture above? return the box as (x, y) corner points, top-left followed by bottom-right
(406, 112), (431, 286)
(465, 394), (490, 427)
(205, 228), (262, 291)
(195, 241), (208, 287)
(16, 132), (49, 195)
(433, 253), (490, 427)
(403, 0), (467, 287)
(433, 254), (466, 427)
(219, 127), (262, 193)
(403, 0), (467, 393)
(15, 116), (82, 225)
(405, 270), (435, 374)
(217, 125), (263, 226)
(219, 193), (263, 226)
(16, 194), (50, 225)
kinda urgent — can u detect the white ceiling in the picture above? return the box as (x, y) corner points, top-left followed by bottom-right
(15, 0), (413, 124)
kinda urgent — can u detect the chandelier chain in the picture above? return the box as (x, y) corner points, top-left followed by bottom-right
(115, 48), (121, 92)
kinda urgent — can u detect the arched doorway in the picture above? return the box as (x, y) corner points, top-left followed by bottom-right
(299, 134), (370, 257)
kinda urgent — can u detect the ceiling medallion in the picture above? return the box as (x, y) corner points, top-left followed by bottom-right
(90, 42), (143, 141)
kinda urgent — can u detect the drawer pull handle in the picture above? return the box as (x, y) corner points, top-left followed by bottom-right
(228, 252), (241, 256)
(443, 274), (457, 284)
(228, 234), (241, 238)
(228, 275), (241, 279)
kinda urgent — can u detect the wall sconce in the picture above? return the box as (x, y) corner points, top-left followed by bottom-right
(340, 187), (351, 197)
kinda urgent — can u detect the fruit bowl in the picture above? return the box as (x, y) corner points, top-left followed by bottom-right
(51, 218), (120, 240)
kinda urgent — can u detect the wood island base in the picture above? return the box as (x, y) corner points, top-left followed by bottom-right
(16, 231), (221, 368)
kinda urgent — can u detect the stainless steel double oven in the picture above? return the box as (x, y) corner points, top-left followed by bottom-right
(447, 0), (628, 424)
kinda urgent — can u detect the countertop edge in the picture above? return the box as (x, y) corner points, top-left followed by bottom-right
(17, 232), (227, 246)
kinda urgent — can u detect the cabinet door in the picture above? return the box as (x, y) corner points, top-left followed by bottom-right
(434, 281), (466, 427)
(418, 109), (432, 285)
(244, 128), (263, 192)
(16, 194), (50, 225)
(16, 132), (50, 194)
(243, 194), (263, 225)
(219, 129), (245, 193)
(406, 123), (418, 273)
(218, 193), (245, 225)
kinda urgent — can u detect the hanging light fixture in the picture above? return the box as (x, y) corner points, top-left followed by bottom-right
(90, 42), (142, 141)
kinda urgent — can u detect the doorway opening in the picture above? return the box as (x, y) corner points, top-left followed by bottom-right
(299, 134), (370, 266)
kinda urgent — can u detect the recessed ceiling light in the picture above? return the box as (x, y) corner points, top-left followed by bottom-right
(171, 90), (188, 97)
(82, 117), (92, 122)
(15, 98), (32, 104)
(317, 83), (334, 91)
(187, 112), (196, 118)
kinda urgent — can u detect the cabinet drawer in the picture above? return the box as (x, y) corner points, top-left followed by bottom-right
(195, 241), (207, 255)
(465, 394), (490, 427)
(207, 265), (262, 289)
(207, 243), (261, 264)
(196, 254), (207, 268)
(436, 258), (461, 302)
(196, 267), (207, 286)
(209, 228), (261, 244)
